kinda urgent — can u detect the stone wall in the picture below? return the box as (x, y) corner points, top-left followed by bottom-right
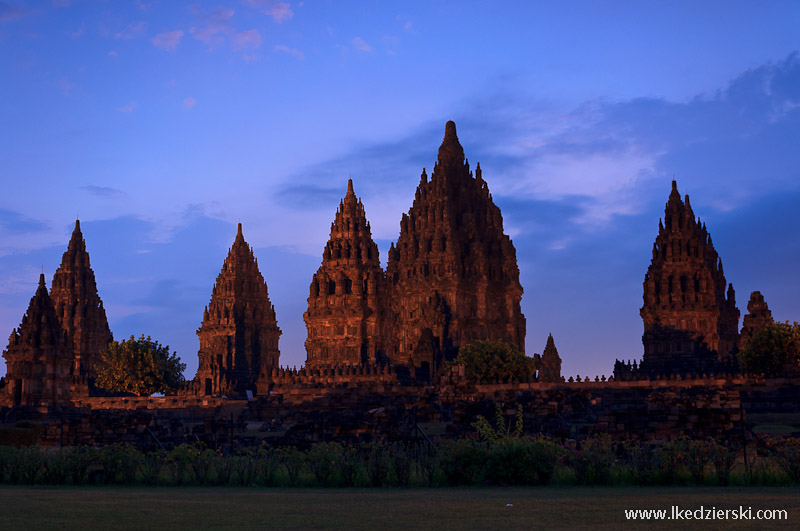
(3, 376), (798, 447)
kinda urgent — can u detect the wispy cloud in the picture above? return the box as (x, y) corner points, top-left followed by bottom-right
(117, 101), (136, 113)
(274, 44), (303, 60)
(81, 185), (126, 197)
(57, 77), (74, 96)
(396, 15), (413, 32)
(233, 29), (261, 51)
(108, 50), (118, 58)
(151, 29), (183, 51)
(0, 2), (26, 23)
(0, 209), (49, 234)
(183, 97), (196, 109)
(69, 22), (84, 38)
(114, 21), (147, 40)
(351, 36), (372, 53)
(52, 0), (70, 7)
(189, 6), (234, 46)
(247, 0), (293, 23)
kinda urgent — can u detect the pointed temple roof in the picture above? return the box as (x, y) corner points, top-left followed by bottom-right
(321, 179), (380, 268)
(304, 179), (388, 368)
(196, 223), (281, 395)
(208, 223), (277, 310)
(387, 121), (526, 361)
(641, 179), (740, 360)
(542, 333), (559, 360)
(8, 274), (68, 350)
(49, 219), (112, 378)
(436, 120), (466, 169)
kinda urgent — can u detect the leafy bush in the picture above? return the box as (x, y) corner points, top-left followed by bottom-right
(439, 439), (488, 485)
(681, 438), (712, 485)
(307, 442), (342, 487)
(96, 334), (186, 396)
(624, 441), (657, 486)
(710, 441), (738, 486)
(769, 437), (800, 483)
(451, 340), (534, 383)
(278, 447), (305, 487)
(568, 435), (616, 485)
(363, 442), (390, 487)
(738, 321), (800, 375)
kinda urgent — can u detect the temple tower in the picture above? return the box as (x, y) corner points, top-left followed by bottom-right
(304, 179), (391, 369)
(386, 121), (526, 377)
(50, 220), (112, 381)
(738, 291), (774, 350)
(195, 224), (281, 396)
(3, 274), (73, 407)
(640, 180), (740, 373)
(535, 334), (562, 382)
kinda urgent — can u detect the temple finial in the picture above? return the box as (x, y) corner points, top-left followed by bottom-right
(437, 120), (465, 165)
(347, 178), (354, 197)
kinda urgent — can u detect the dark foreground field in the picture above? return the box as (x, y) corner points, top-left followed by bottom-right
(1, 486), (798, 530)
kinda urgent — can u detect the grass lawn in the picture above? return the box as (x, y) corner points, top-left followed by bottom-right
(1, 486), (798, 530)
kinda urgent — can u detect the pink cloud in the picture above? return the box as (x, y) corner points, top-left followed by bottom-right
(247, 1), (293, 23)
(351, 36), (372, 53)
(108, 51), (118, 58)
(269, 2), (293, 23)
(189, 6), (234, 45)
(52, 0), (70, 6)
(233, 29), (261, 51)
(57, 77), (74, 96)
(274, 44), (304, 60)
(70, 23), (84, 38)
(117, 101), (136, 113)
(151, 29), (183, 51)
(114, 21), (147, 40)
(183, 97), (196, 108)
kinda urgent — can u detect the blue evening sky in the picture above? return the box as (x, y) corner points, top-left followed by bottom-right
(1, 1), (799, 379)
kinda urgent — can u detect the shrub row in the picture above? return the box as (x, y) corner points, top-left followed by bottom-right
(1, 436), (799, 487)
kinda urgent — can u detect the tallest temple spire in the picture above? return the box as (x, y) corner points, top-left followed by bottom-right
(386, 121), (525, 377)
(436, 120), (465, 168)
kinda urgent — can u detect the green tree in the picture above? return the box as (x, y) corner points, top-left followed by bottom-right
(451, 339), (534, 383)
(738, 321), (800, 375)
(95, 334), (186, 396)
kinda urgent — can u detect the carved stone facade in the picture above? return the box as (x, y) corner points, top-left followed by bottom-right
(50, 220), (112, 381)
(738, 291), (774, 350)
(535, 334), (562, 382)
(638, 180), (740, 375)
(3, 274), (73, 407)
(304, 180), (391, 370)
(195, 224), (281, 397)
(385, 121), (526, 377)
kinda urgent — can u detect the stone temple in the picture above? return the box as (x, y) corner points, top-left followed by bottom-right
(3, 274), (73, 408)
(300, 121), (528, 381)
(304, 179), (392, 370)
(50, 220), (113, 383)
(621, 180), (741, 377)
(738, 290), (774, 351)
(195, 224), (281, 396)
(385, 121), (526, 378)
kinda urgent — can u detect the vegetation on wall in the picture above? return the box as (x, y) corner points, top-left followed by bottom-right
(95, 335), (186, 396)
(738, 322), (800, 375)
(451, 339), (535, 383)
